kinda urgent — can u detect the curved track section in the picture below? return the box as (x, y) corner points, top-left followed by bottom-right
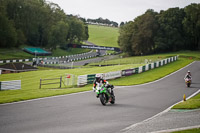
(0, 62), (200, 133)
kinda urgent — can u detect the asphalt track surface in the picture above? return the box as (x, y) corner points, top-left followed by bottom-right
(0, 61), (199, 133)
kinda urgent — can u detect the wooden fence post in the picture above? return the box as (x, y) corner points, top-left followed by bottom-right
(40, 78), (41, 89)
(60, 76), (62, 88)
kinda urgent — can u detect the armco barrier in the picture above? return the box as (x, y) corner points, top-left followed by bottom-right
(0, 80), (21, 90)
(145, 64), (149, 71)
(122, 69), (136, 76)
(0, 51), (96, 64)
(149, 63), (152, 69)
(157, 61), (159, 67)
(77, 55), (178, 86)
(77, 75), (87, 86)
(171, 57), (174, 62)
(154, 62), (156, 68)
(77, 71), (122, 87)
(135, 68), (139, 74)
(0, 59), (33, 64)
(142, 66), (146, 72)
(159, 61), (161, 67)
(87, 74), (96, 84)
(139, 66), (143, 73)
(103, 71), (121, 80)
(151, 63), (154, 69)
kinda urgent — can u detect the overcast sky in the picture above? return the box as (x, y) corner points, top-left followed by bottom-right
(49, 0), (200, 24)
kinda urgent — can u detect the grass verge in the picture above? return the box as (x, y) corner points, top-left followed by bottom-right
(172, 127), (200, 133)
(172, 93), (200, 109)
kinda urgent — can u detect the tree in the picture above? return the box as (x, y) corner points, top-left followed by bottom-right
(16, 29), (26, 47)
(183, 3), (200, 50)
(0, 0), (89, 49)
(154, 8), (185, 52)
(131, 9), (159, 55)
(4, 0), (70, 47)
(0, 13), (17, 48)
(118, 10), (159, 56)
(86, 17), (118, 27)
(67, 17), (86, 43)
(84, 25), (89, 40)
(120, 22), (125, 27)
(118, 4), (199, 56)
(49, 21), (69, 49)
(118, 21), (135, 55)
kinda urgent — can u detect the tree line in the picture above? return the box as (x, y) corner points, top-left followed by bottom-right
(86, 17), (118, 27)
(118, 3), (200, 56)
(0, 0), (89, 49)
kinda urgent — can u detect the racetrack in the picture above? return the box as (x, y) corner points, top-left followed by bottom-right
(0, 61), (199, 133)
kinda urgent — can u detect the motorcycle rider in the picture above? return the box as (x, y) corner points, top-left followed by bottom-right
(184, 70), (192, 80)
(93, 74), (113, 100)
(184, 70), (192, 85)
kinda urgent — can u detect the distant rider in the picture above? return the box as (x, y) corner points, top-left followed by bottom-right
(184, 70), (192, 80)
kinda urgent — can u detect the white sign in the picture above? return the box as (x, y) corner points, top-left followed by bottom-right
(0, 80), (21, 90)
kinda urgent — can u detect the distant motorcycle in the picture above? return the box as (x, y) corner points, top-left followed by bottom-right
(185, 78), (191, 87)
(95, 83), (115, 106)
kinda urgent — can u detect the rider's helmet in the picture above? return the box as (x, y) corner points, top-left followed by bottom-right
(95, 74), (101, 82)
(188, 70), (191, 74)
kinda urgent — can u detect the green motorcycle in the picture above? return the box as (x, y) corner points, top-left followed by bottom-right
(95, 83), (115, 106)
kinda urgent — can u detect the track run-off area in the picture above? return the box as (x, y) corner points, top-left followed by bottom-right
(0, 61), (200, 133)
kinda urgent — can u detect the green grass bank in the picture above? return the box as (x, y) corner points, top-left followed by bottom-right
(88, 25), (119, 47)
(172, 127), (200, 133)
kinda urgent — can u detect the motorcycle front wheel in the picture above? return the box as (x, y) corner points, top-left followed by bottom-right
(99, 93), (107, 106)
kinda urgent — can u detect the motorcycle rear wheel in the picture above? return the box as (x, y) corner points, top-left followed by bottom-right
(187, 83), (190, 87)
(110, 92), (115, 104)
